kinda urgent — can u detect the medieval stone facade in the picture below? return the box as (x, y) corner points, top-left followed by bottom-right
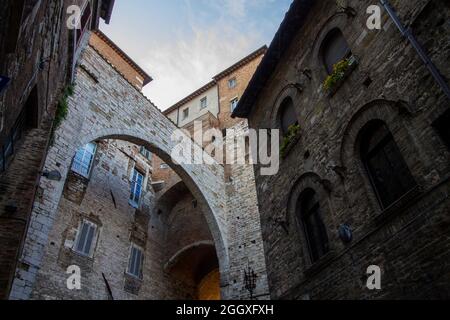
(234, 0), (450, 299)
(0, 0), (114, 300)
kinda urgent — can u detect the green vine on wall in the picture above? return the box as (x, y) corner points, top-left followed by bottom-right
(280, 123), (301, 158)
(50, 84), (75, 144)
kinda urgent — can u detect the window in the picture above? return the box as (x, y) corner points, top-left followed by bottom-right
(200, 97), (208, 109)
(230, 98), (239, 113)
(182, 108), (189, 120)
(140, 146), (152, 161)
(279, 97), (298, 135)
(321, 29), (352, 74)
(297, 189), (329, 263)
(1, 87), (39, 173)
(228, 78), (237, 89)
(129, 168), (144, 207)
(74, 220), (97, 257)
(360, 121), (416, 209)
(160, 163), (169, 169)
(433, 109), (450, 150)
(128, 244), (144, 279)
(72, 143), (97, 178)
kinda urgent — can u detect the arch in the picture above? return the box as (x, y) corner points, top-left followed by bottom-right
(12, 43), (232, 299)
(311, 12), (354, 79)
(286, 172), (334, 266)
(358, 119), (417, 209)
(164, 240), (215, 271)
(339, 99), (422, 214)
(339, 99), (414, 168)
(269, 83), (303, 130)
(76, 130), (229, 279)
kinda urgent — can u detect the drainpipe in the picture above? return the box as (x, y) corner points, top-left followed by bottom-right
(380, 0), (450, 101)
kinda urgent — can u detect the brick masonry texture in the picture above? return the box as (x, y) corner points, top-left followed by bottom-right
(9, 39), (269, 300)
(243, 0), (450, 299)
(0, 0), (97, 299)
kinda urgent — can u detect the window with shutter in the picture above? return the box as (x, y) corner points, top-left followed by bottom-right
(128, 245), (144, 278)
(74, 220), (97, 257)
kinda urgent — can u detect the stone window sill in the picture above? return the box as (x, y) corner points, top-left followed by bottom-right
(125, 272), (143, 282)
(374, 184), (424, 225)
(324, 55), (359, 97)
(303, 250), (336, 278)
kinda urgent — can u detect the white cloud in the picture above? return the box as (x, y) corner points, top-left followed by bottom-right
(141, 1), (265, 110)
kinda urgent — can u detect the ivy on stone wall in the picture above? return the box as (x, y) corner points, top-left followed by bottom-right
(280, 124), (301, 158)
(50, 84), (75, 144)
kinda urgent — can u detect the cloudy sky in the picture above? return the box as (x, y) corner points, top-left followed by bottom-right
(100, 0), (293, 110)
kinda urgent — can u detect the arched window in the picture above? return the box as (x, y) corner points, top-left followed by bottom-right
(279, 97), (298, 135)
(360, 121), (416, 209)
(297, 189), (329, 263)
(321, 28), (352, 74)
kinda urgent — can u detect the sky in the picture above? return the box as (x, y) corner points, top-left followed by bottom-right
(100, 0), (293, 111)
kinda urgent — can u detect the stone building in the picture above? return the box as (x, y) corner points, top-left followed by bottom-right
(7, 26), (269, 300)
(233, 0), (450, 299)
(0, 0), (114, 300)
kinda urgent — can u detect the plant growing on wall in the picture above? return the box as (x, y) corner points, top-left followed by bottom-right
(280, 123), (301, 158)
(50, 84), (75, 143)
(323, 58), (351, 91)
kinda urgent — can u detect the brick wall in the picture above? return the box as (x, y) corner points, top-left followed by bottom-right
(89, 32), (147, 90)
(217, 55), (264, 129)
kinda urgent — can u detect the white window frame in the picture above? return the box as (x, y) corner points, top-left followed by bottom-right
(200, 97), (208, 109)
(71, 142), (97, 178)
(73, 220), (98, 257)
(129, 168), (144, 208)
(127, 243), (144, 279)
(230, 97), (239, 112)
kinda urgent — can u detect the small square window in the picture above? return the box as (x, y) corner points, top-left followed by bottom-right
(74, 220), (97, 257)
(200, 97), (208, 109)
(128, 244), (144, 279)
(182, 108), (189, 120)
(228, 78), (237, 89)
(230, 98), (239, 112)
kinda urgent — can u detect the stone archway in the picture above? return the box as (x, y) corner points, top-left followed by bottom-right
(9, 43), (229, 300)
